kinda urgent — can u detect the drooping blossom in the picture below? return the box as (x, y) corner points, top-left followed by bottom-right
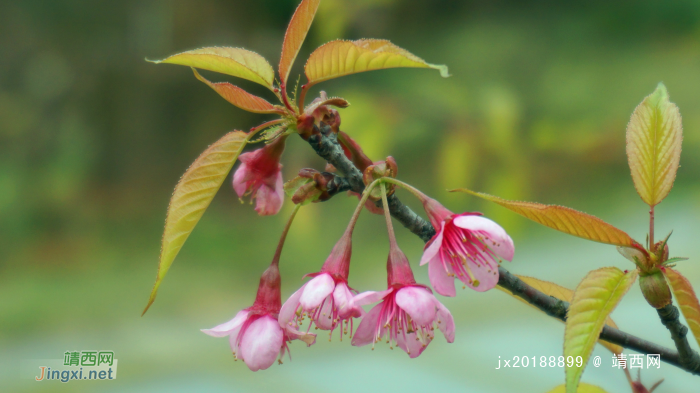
(420, 197), (514, 296)
(351, 244), (455, 358)
(279, 232), (363, 339)
(233, 136), (286, 216)
(202, 264), (315, 371)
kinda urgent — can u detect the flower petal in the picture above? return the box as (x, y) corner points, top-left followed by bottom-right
(460, 257), (499, 292)
(237, 150), (254, 164)
(279, 284), (306, 328)
(201, 310), (250, 338)
(395, 330), (429, 358)
(332, 282), (352, 311)
(228, 323), (245, 354)
(232, 162), (251, 197)
(395, 286), (438, 326)
(420, 229), (444, 266)
(254, 173), (284, 216)
(239, 315), (284, 371)
(435, 301), (455, 343)
(428, 254), (456, 297)
(334, 282), (363, 319)
(453, 215), (514, 261)
(299, 273), (335, 309)
(273, 169), (284, 195)
(313, 296), (334, 330)
(353, 288), (393, 307)
(351, 303), (383, 347)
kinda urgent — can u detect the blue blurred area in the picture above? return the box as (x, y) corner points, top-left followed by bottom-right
(1, 0), (700, 391)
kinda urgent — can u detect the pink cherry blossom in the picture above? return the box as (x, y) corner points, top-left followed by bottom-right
(351, 285), (455, 358)
(202, 265), (315, 371)
(420, 198), (514, 296)
(233, 137), (285, 216)
(279, 232), (363, 339)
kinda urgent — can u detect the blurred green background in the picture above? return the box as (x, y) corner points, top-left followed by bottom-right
(2, 0), (700, 391)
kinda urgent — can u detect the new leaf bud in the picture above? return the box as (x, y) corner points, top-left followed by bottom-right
(363, 157), (399, 200)
(639, 270), (672, 309)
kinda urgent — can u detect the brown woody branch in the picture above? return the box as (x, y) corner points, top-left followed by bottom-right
(657, 304), (700, 373)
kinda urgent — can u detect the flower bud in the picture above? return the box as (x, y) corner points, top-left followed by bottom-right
(295, 114), (316, 140)
(284, 168), (349, 205)
(363, 157), (399, 200)
(283, 169), (326, 205)
(639, 270), (672, 309)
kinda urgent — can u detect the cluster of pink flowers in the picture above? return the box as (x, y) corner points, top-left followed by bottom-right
(202, 185), (513, 370)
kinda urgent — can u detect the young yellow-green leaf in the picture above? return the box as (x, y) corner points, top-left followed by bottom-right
(279, 0), (320, 87)
(453, 189), (637, 247)
(498, 275), (622, 355)
(151, 47), (276, 90)
(565, 267), (638, 393)
(626, 83), (683, 207)
(546, 383), (610, 393)
(663, 267), (700, 347)
(192, 69), (284, 114)
(143, 131), (250, 315)
(304, 39), (450, 86)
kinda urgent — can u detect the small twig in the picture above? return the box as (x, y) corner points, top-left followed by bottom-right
(657, 304), (700, 373)
(307, 124), (365, 192)
(303, 121), (700, 376)
(324, 174), (352, 198)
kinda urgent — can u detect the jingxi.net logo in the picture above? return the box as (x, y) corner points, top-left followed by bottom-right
(28, 350), (118, 383)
